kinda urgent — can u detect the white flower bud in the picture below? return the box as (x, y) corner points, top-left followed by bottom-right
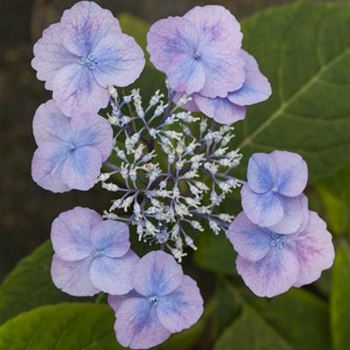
(102, 182), (120, 192)
(209, 220), (221, 235)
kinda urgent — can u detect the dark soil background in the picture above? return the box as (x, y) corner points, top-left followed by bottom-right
(0, 0), (341, 280)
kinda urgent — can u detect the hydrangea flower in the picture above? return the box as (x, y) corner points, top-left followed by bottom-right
(108, 251), (204, 349)
(227, 211), (335, 297)
(147, 5), (245, 98)
(32, 1), (145, 117)
(241, 150), (308, 234)
(31, 100), (113, 192)
(188, 50), (272, 124)
(51, 207), (139, 296)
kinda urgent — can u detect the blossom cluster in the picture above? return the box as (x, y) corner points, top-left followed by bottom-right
(51, 207), (203, 349)
(101, 87), (242, 261)
(227, 151), (335, 297)
(147, 5), (271, 124)
(30, 1), (335, 348)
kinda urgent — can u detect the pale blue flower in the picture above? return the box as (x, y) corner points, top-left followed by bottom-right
(190, 50), (271, 124)
(241, 151), (308, 233)
(147, 5), (245, 98)
(108, 251), (203, 349)
(31, 100), (113, 192)
(32, 1), (145, 117)
(227, 211), (335, 297)
(51, 207), (139, 296)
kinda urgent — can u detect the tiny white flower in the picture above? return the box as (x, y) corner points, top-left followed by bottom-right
(101, 182), (120, 192)
(209, 220), (221, 235)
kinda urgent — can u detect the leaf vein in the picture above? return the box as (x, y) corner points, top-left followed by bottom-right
(240, 46), (350, 149)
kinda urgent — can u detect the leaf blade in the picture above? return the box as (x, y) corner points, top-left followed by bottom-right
(0, 303), (121, 350)
(0, 241), (88, 324)
(237, 2), (350, 181)
(219, 278), (331, 350)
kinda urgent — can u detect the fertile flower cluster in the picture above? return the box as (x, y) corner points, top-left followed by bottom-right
(30, 1), (334, 348)
(227, 151), (335, 297)
(101, 87), (242, 261)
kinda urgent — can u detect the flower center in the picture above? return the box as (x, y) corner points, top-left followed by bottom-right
(79, 54), (97, 70)
(192, 48), (203, 61)
(270, 234), (286, 249)
(148, 296), (159, 305)
(272, 186), (278, 193)
(93, 248), (105, 257)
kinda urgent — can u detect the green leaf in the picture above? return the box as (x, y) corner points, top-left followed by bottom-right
(0, 241), (87, 324)
(193, 231), (236, 275)
(1, 302), (213, 350)
(219, 278), (331, 350)
(238, 2), (350, 181)
(0, 303), (122, 350)
(212, 283), (241, 339)
(317, 163), (350, 236)
(331, 241), (350, 350)
(214, 306), (291, 350)
(244, 289), (331, 350)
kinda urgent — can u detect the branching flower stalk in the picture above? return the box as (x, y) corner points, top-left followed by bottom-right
(99, 86), (243, 261)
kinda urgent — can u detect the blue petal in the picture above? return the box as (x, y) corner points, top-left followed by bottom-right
(271, 150), (308, 197)
(292, 211), (335, 287)
(62, 146), (102, 191)
(89, 251), (138, 295)
(31, 142), (70, 193)
(51, 254), (98, 297)
(108, 290), (140, 313)
(227, 211), (272, 261)
(194, 94), (246, 124)
(228, 50), (271, 106)
(247, 153), (277, 194)
(241, 185), (284, 227)
(157, 276), (203, 333)
(93, 33), (145, 88)
(268, 195), (309, 234)
(236, 247), (299, 298)
(167, 55), (205, 94)
(31, 23), (77, 91)
(133, 251), (183, 297)
(33, 100), (72, 146)
(90, 220), (130, 258)
(52, 64), (109, 117)
(115, 297), (171, 349)
(51, 207), (101, 261)
(69, 114), (114, 161)
(60, 1), (121, 56)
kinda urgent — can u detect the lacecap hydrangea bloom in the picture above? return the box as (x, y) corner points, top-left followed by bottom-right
(31, 100), (114, 192)
(227, 211), (335, 297)
(241, 150), (309, 234)
(29, 1), (336, 349)
(147, 5), (271, 124)
(108, 251), (203, 349)
(51, 207), (139, 296)
(32, 1), (145, 117)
